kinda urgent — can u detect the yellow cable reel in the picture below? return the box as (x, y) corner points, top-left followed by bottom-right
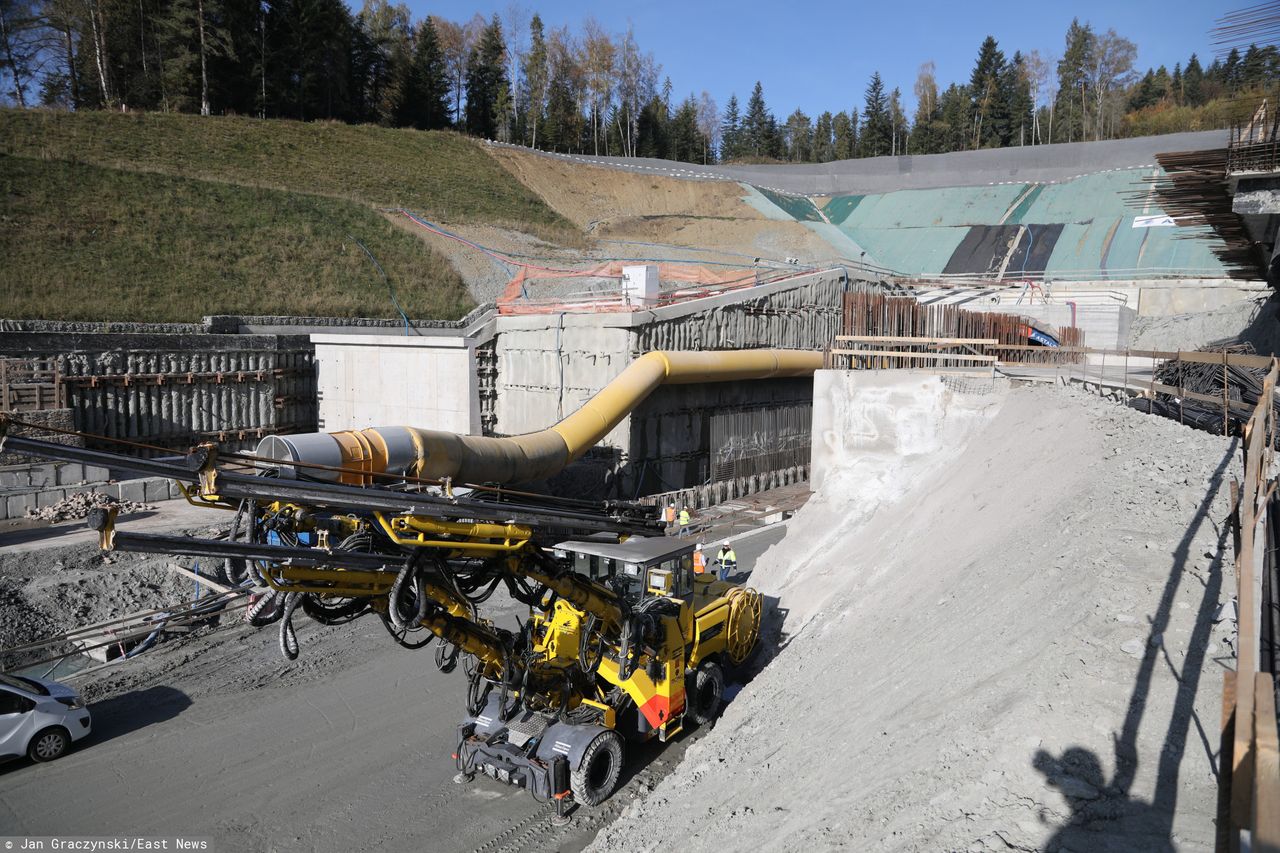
(723, 586), (763, 665)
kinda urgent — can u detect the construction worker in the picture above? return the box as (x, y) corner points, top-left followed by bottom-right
(677, 505), (691, 537)
(692, 543), (706, 574)
(664, 503), (676, 527)
(715, 541), (737, 581)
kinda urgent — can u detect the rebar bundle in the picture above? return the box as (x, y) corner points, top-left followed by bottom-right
(1129, 343), (1279, 439)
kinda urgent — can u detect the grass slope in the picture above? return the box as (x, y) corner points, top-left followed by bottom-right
(0, 109), (572, 237)
(0, 157), (473, 322)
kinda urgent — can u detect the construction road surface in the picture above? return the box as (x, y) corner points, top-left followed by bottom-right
(0, 519), (786, 852)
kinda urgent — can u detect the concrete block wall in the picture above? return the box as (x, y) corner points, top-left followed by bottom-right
(493, 322), (632, 447)
(0, 461), (111, 489)
(0, 474), (185, 521)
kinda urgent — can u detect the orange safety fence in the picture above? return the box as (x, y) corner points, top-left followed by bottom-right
(392, 207), (828, 316)
(497, 261), (775, 314)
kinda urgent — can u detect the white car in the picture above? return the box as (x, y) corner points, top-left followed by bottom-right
(0, 673), (92, 763)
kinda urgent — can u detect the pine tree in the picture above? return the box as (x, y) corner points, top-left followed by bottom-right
(720, 94), (741, 160)
(0, 0), (41, 107)
(636, 93), (669, 158)
(520, 14), (547, 148)
(1223, 47), (1241, 92)
(969, 36), (1007, 148)
(765, 113), (783, 159)
(1004, 51), (1033, 145)
(464, 14), (507, 138)
(1130, 69), (1157, 111)
(1152, 65), (1171, 103)
(888, 87), (908, 154)
(355, 0), (412, 125)
(670, 94), (701, 162)
(1243, 44), (1267, 89)
(859, 71), (891, 157)
(938, 83), (970, 151)
(832, 110), (855, 160)
(399, 15), (449, 129)
(813, 111), (834, 162)
(266, 0), (358, 121)
(1054, 18), (1094, 142)
(784, 108), (812, 162)
(1184, 53), (1205, 106)
(744, 81), (770, 157)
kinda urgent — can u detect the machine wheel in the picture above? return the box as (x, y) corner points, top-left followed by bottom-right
(689, 660), (725, 726)
(571, 730), (624, 806)
(28, 727), (70, 762)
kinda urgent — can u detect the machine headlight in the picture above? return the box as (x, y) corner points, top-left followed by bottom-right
(56, 696), (85, 710)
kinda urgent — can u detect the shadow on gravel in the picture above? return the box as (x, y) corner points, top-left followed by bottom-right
(1033, 439), (1237, 851)
(0, 511), (160, 548)
(87, 684), (192, 747)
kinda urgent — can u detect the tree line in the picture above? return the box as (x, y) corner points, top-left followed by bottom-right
(0, 2), (1274, 164)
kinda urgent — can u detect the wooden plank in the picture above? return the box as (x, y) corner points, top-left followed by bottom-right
(1177, 350), (1275, 370)
(1253, 672), (1280, 851)
(834, 335), (998, 346)
(1232, 366), (1273, 835)
(828, 349), (997, 362)
(1145, 381), (1257, 415)
(168, 563), (233, 595)
(1218, 671), (1237, 853)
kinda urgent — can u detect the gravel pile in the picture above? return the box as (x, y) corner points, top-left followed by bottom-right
(25, 490), (154, 523)
(590, 383), (1232, 853)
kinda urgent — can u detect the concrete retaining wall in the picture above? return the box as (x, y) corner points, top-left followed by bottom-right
(0, 332), (317, 452)
(312, 334), (481, 433)
(494, 269), (848, 500)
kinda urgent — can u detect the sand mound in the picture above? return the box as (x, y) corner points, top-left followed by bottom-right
(1130, 296), (1280, 354)
(591, 383), (1232, 852)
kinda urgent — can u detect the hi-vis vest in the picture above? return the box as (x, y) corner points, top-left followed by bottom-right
(678, 510), (691, 526)
(693, 550), (706, 573)
(718, 548), (737, 564)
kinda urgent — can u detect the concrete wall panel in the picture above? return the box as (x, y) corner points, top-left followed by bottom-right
(312, 335), (479, 434)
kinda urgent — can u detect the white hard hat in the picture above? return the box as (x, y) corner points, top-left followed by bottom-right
(695, 542), (703, 549)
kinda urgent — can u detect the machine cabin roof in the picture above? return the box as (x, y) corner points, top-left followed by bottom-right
(553, 535), (694, 567)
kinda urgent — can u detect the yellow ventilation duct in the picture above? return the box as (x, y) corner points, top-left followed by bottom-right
(257, 349), (822, 486)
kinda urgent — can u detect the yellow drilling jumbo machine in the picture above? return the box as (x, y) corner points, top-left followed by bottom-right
(0, 350), (819, 808)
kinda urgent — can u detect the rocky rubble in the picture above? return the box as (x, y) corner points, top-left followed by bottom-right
(25, 489), (154, 523)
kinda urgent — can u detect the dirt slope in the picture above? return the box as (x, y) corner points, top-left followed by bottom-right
(591, 383), (1232, 852)
(486, 146), (836, 264)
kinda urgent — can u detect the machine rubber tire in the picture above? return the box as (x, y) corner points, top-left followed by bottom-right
(28, 727), (70, 762)
(570, 730), (624, 806)
(690, 660), (725, 727)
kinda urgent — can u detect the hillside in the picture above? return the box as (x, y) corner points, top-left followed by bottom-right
(0, 110), (583, 322)
(0, 158), (472, 322)
(0, 110), (572, 235)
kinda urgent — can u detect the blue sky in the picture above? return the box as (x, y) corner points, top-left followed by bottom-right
(385, 0), (1238, 116)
